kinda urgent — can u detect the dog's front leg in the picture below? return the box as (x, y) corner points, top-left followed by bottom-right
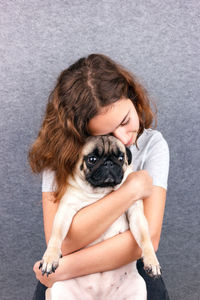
(40, 195), (77, 276)
(127, 200), (161, 277)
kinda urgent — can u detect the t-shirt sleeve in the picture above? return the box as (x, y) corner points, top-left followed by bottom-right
(42, 169), (57, 192)
(143, 134), (170, 190)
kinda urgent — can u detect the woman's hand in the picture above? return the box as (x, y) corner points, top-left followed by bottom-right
(121, 170), (153, 200)
(33, 260), (58, 288)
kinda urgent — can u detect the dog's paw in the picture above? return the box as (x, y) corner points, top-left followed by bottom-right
(39, 247), (62, 276)
(142, 254), (161, 278)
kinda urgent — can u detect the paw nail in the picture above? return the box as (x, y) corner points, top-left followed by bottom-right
(39, 262), (42, 269)
(52, 266), (56, 273)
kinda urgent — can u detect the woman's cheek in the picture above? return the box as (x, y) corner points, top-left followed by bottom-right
(129, 119), (139, 133)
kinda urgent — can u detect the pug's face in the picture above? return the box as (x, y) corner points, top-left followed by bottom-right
(77, 135), (132, 188)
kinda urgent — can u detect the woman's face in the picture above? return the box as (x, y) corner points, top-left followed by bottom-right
(88, 98), (140, 146)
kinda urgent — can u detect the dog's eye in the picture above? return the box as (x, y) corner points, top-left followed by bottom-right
(118, 154), (124, 162)
(88, 156), (97, 164)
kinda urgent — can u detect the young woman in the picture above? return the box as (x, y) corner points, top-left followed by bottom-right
(30, 53), (170, 299)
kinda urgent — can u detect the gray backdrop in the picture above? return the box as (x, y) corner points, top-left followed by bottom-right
(1, 1), (199, 299)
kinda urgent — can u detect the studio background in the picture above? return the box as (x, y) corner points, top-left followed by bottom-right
(0, 1), (199, 299)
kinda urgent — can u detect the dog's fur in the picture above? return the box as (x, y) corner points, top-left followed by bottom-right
(40, 135), (161, 300)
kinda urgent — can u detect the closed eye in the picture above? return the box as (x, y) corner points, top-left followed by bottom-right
(121, 118), (130, 126)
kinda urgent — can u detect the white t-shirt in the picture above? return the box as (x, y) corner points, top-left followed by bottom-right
(42, 129), (170, 192)
(130, 129), (170, 190)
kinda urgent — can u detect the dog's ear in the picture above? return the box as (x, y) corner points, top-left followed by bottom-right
(126, 147), (132, 165)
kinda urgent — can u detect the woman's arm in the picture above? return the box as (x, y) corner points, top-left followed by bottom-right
(42, 170), (153, 255)
(143, 186), (166, 251)
(34, 229), (142, 287)
(34, 185), (166, 287)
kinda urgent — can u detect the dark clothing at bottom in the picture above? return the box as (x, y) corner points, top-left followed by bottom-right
(136, 259), (170, 300)
(33, 259), (170, 300)
(33, 280), (47, 300)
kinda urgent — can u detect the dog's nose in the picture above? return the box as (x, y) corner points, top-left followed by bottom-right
(104, 160), (113, 167)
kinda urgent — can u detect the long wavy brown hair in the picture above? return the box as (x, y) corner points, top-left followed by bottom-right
(28, 53), (157, 202)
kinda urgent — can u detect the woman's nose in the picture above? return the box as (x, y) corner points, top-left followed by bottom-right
(113, 128), (130, 145)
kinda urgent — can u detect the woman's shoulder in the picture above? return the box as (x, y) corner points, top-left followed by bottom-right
(130, 128), (169, 166)
(134, 128), (169, 154)
(130, 129), (170, 189)
(138, 128), (167, 144)
(42, 169), (57, 192)
(142, 128), (169, 157)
